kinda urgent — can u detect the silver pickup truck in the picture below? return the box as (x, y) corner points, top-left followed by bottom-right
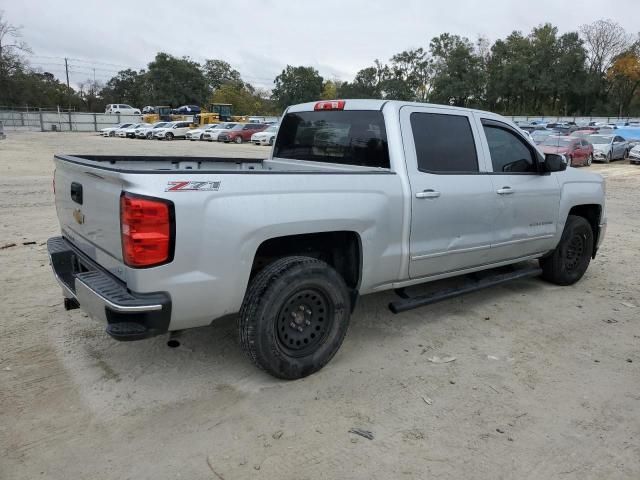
(49, 100), (606, 379)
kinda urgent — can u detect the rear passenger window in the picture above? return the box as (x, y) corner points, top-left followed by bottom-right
(483, 125), (537, 173)
(410, 113), (478, 173)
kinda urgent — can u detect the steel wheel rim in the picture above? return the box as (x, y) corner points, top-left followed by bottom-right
(276, 288), (333, 357)
(564, 233), (585, 271)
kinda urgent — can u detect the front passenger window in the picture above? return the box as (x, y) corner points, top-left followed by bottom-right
(483, 125), (537, 173)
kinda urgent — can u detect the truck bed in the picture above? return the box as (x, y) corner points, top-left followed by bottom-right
(54, 154), (391, 174)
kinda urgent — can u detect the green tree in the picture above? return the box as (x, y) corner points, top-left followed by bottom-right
(271, 65), (323, 109)
(429, 33), (485, 107)
(202, 59), (242, 91)
(607, 46), (640, 116)
(100, 69), (147, 107)
(383, 49), (432, 101)
(337, 61), (386, 99)
(146, 52), (208, 106)
(211, 82), (278, 115)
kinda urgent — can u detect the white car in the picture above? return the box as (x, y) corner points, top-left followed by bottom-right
(153, 121), (193, 140)
(117, 123), (151, 138)
(251, 124), (279, 146)
(186, 123), (219, 141)
(101, 123), (134, 137)
(628, 144), (640, 164)
(202, 122), (238, 142)
(105, 104), (141, 115)
(136, 122), (170, 139)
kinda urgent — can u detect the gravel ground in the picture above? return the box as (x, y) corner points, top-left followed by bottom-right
(1, 132), (639, 480)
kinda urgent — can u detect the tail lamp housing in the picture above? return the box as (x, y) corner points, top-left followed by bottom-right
(314, 100), (345, 111)
(120, 192), (175, 268)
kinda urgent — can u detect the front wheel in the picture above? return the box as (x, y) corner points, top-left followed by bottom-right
(235, 136), (243, 144)
(146, 132), (153, 139)
(587, 154), (593, 166)
(539, 215), (593, 286)
(239, 256), (351, 380)
(604, 152), (611, 164)
(269, 136), (275, 146)
(165, 132), (174, 141)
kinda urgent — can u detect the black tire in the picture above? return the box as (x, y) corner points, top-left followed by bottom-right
(239, 256), (351, 380)
(235, 136), (243, 144)
(587, 153), (593, 166)
(165, 132), (174, 141)
(269, 136), (275, 146)
(604, 152), (611, 164)
(539, 215), (593, 286)
(146, 132), (153, 139)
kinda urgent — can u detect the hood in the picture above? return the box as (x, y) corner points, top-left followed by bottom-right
(592, 143), (611, 153)
(540, 145), (570, 154)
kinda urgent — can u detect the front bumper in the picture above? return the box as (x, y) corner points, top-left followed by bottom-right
(47, 236), (171, 341)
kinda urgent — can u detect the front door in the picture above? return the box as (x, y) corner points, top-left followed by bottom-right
(476, 117), (561, 262)
(400, 106), (498, 279)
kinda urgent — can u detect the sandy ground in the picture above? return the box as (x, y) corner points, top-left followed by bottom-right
(1, 132), (639, 480)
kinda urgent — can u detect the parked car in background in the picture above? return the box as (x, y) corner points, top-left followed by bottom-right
(518, 128), (534, 143)
(218, 123), (268, 144)
(539, 136), (593, 167)
(153, 121), (193, 140)
(105, 104), (141, 115)
(587, 134), (628, 163)
(101, 123), (134, 137)
(142, 106), (155, 114)
(202, 122), (238, 142)
(136, 122), (170, 139)
(117, 123), (151, 138)
(570, 130), (596, 139)
(629, 144), (640, 164)
(0, 121), (5, 140)
(185, 123), (219, 141)
(531, 129), (554, 145)
(172, 105), (201, 114)
(251, 124), (279, 145)
(551, 125), (580, 136)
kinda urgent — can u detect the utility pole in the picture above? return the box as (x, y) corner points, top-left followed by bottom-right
(64, 58), (72, 130)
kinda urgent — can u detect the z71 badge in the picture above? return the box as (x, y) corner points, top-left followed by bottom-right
(165, 181), (221, 192)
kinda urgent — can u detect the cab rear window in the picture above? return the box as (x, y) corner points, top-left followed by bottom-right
(273, 110), (390, 168)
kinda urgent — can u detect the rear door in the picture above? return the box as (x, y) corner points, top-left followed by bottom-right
(400, 106), (498, 279)
(476, 117), (560, 262)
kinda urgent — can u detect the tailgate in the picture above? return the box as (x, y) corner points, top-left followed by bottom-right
(54, 157), (125, 278)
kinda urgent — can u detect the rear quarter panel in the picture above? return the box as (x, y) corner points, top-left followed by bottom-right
(122, 171), (405, 330)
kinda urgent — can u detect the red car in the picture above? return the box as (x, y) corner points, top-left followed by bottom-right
(217, 123), (267, 144)
(540, 136), (594, 167)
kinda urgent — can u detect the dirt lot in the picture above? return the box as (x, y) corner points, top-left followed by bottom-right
(1, 132), (639, 480)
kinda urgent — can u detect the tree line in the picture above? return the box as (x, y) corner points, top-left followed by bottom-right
(1, 10), (639, 116)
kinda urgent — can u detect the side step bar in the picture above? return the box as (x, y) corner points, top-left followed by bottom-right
(388, 266), (542, 314)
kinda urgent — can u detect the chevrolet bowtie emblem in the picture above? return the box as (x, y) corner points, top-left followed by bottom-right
(72, 208), (85, 225)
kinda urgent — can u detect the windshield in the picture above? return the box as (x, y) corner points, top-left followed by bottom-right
(542, 137), (572, 146)
(588, 135), (612, 144)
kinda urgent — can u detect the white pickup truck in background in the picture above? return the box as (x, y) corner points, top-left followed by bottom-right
(48, 99), (606, 379)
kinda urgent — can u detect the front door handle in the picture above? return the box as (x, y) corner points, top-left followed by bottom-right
(416, 189), (441, 199)
(496, 186), (514, 195)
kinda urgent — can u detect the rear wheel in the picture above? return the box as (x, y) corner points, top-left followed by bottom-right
(239, 256), (351, 379)
(539, 215), (593, 286)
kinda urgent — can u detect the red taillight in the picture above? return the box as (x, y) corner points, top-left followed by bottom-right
(314, 100), (345, 111)
(120, 193), (173, 268)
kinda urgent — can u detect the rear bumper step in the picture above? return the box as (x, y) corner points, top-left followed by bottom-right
(47, 236), (171, 341)
(389, 265), (542, 314)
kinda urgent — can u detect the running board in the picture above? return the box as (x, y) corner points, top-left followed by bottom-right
(388, 266), (542, 314)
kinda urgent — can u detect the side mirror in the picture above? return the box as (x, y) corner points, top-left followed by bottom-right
(542, 153), (567, 173)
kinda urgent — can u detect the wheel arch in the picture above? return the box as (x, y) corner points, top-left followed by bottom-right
(250, 231), (363, 305)
(567, 204), (602, 258)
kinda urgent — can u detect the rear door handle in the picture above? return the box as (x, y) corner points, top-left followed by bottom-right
(416, 189), (441, 199)
(496, 186), (514, 195)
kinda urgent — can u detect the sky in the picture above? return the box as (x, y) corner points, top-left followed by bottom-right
(2, 0), (639, 90)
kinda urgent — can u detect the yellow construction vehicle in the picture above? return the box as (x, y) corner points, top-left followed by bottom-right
(195, 103), (248, 125)
(142, 106), (174, 124)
